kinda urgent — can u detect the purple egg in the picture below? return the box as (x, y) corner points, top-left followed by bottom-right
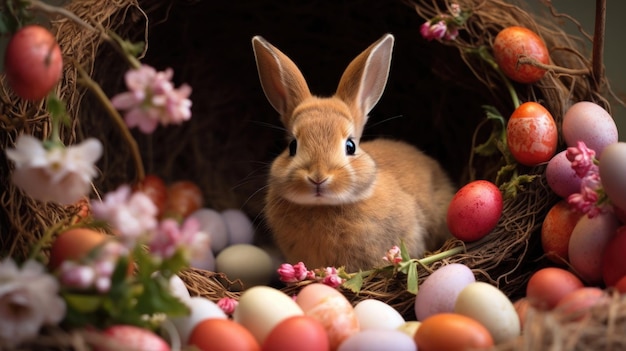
(562, 101), (618, 156)
(546, 150), (582, 198)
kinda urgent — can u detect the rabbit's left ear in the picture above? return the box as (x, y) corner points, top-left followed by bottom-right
(335, 34), (394, 127)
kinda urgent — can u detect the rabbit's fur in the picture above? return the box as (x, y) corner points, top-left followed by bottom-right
(253, 34), (455, 271)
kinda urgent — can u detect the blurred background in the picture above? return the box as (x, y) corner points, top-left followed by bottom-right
(529, 0), (626, 140)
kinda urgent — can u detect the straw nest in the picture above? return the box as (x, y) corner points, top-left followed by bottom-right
(1, 0), (625, 349)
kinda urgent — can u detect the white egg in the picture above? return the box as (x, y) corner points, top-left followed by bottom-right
(599, 142), (626, 211)
(354, 299), (405, 330)
(169, 296), (227, 344)
(234, 286), (303, 345)
(168, 274), (191, 302)
(454, 282), (520, 344)
(562, 101), (618, 155)
(189, 208), (229, 253)
(222, 209), (255, 244)
(568, 211), (620, 284)
(414, 263), (475, 321)
(338, 329), (417, 351)
(215, 244), (274, 289)
(546, 150), (582, 198)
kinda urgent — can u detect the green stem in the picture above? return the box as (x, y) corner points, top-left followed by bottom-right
(473, 46), (521, 109)
(75, 64), (145, 182)
(415, 245), (465, 266)
(29, 220), (67, 261)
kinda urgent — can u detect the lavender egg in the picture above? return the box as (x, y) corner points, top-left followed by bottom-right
(562, 101), (618, 156)
(414, 263), (475, 321)
(546, 150), (582, 198)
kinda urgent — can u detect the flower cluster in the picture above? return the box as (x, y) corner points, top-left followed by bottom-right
(111, 65), (193, 134)
(277, 262), (347, 288)
(566, 141), (609, 217)
(420, 3), (468, 41)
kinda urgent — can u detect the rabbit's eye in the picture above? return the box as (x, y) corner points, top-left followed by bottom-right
(289, 139), (297, 156)
(346, 138), (356, 155)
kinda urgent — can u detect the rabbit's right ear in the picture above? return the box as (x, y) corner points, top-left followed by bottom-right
(252, 36), (311, 127)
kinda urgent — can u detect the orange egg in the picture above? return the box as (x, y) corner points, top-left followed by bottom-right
(48, 228), (107, 270)
(526, 267), (584, 310)
(414, 313), (493, 351)
(188, 319), (260, 351)
(262, 315), (329, 351)
(541, 200), (583, 264)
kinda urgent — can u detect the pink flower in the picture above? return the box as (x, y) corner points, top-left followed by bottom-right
(277, 262), (309, 283)
(319, 267), (345, 288)
(566, 141), (597, 178)
(568, 172), (605, 218)
(420, 20), (447, 41)
(91, 185), (158, 245)
(111, 65), (193, 134)
(5, 135), (102, 205)
(149, 217), (209, 262)
(217, 297), (238, 315)
(382, 245), (402, 265)
(58, 241), (128, 293)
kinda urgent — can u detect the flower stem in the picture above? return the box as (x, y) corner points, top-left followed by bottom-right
(415, 245), (465, 266)
(471, 46), (521, 109)
(75, 64), (145, 182)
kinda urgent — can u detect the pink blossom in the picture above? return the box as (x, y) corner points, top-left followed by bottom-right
(149, 217), (209, 262)
(58, 241), (128, 293)
(217, 297), (238, 315)
(5, 135), (102, 205)
(382, 245), (402, 265)
(420, 20), (447, 41)
(111, 65), (192, 134)
(277, 262), (309, 283)
(91, 185), (158, 245)
(566, 141), (597, 178)
(568, 172), (605, 218)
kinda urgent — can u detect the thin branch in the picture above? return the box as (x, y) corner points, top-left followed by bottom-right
(517, 56), (590, 76)
(592, 0), (606, 90)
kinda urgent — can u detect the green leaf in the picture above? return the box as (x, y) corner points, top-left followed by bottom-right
(342, 273), (365, 294)
(63, 292), (103, 313)
(46, 93), (71, 127)
(406, 262), (418, 295)
(399, 241), (411, 262)
(473, 105), (507, 157)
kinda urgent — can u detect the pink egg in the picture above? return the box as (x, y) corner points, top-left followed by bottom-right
(568, 211), (620, 284)
(296, 283), (359, 350)
(562, 101), (618, 156)
(545, 150), (582, 198)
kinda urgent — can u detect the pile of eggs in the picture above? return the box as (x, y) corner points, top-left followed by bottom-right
(167, 262), (524, 351)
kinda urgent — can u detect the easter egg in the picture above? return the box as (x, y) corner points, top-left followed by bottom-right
(49, 228), (107, 270)
(234, 286), (303, 345)
(189, 208), (229, 253)
(262, 315), (329, 351)
(540, 200), (583, 264)
(215, 244), (274, 289)
(414, 263), (475, 320)
(188, 318), (260, 351)
(446, 180), (503, 242)
(296, 283), (359, 351)
(338, 329), (416, 351)
(568, 212), (620, 284)
(222, 209), (255, 244)
(562, 101), (617, 156)
(555, 287), (606, 320)
(414, 313), (493, 351)
(525, 267), (584, 310)
(506, 102), (558, 166)
(170, 296), (227, 344)
(602, 225), (626, 286)
(545, 150), (582, 198)
(354, 299), (405, 330)
(454, 282), (520, 343)
(599, 142), (626, 211)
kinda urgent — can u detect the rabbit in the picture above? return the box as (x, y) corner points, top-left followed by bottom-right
(252, 33), (455, 272)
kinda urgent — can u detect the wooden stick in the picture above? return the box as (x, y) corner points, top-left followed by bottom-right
(592, 0), (606, 90)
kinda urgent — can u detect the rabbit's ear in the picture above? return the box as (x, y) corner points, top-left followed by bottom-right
(336, 34), (394, 128)
(252, 36), (311, 125)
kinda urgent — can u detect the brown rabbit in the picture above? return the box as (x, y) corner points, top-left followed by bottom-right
(252, 34), (455, 271)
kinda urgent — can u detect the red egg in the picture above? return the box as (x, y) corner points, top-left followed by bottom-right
(555, 287), (606, 320)
(506, 102), (558, 166)
(446, 180), (503, 242)
(262, 316), (329, 351)
(135, 174), (168, 218)
(602, 225), (626, 287)
(188, 319), (260, 351)
(493, 26), (549, 84)
(614, 275), (626, 294)
(48, 228), (107, 271)
(164, 180), (204, 219)
(525, 267), (584, 310)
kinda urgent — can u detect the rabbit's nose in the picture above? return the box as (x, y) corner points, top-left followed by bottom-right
(307, 177), (328, 186)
